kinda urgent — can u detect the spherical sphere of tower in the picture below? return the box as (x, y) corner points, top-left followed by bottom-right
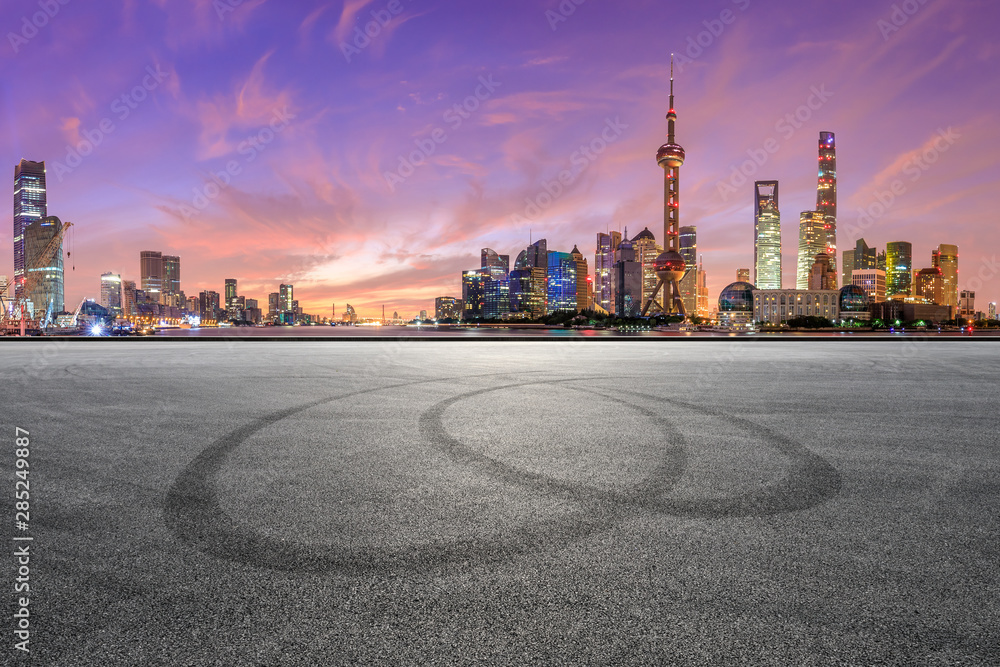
(654, 251), (686, 282)
(657, 143), (685, 169)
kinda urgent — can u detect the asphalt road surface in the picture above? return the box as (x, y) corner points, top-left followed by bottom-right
(2, 340), (998, 665)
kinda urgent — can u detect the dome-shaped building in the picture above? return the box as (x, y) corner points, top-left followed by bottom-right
(717, 281), (756, 329)
(631, 227), (656, 243)
(839, 284), (872, 322)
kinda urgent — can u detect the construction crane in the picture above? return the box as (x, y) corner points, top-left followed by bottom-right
(0, 220), (73, 336)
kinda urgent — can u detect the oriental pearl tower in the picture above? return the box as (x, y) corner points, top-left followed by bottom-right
(642, 55), (687, 317)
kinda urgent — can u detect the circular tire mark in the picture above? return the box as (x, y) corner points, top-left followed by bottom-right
(166, 375), (841, 575)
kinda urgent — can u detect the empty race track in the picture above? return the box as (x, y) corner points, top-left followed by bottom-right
(2, 340), (998, 665)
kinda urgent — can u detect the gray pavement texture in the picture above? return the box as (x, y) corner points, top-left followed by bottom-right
(2, 340), (999, 666)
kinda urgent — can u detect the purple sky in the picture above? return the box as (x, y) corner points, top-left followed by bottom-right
(2, 0), (998, 316)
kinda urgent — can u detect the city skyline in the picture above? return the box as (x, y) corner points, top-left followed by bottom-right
(2, 1), (998, 317)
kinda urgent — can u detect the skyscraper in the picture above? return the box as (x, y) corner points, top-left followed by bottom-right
(122, 280), (137, 316)
(642, 57), (687, 317)
(24, 216), (65, 321)
(546, 252), (578, 313)
(631, 228), (662, 310)
(932, 244), (958, 311)
(163, 255), (181, 303)
(737, 269), (751, 283)
(510, 239), (548, 318)
(841, 250), (855, 291)
(14, 160), (47, 299)
(279, 284), (294, 314)
(797, 211), (826, 289)
(199, 291), (220, 320)
(462, 270), (486, 319)
(915, 267), (944, 305)
(816, 131), (838, 285)
(481, 248), (509, 278)
(886, 242), (913, 297)
(855, 239), (876, 269)
(595, 231), (621, 314)
(268, 292), (280, 320)
(140, 251), (163, 303)
(679, 225), (698, 314)
(225, 279), (238, 308)
(753, 181), (781, 289)
(570, 246), (589, 313)
(614, 237), (643, 317)
(481, 248), (510, 319)
(696, 257), (709, 319)
(100, 272), (123, 315)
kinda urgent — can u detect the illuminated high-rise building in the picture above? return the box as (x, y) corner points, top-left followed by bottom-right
(876, 250), (887, 273)
(932, 244), (958, 311)
(570, 246), (589, 313)
(199, 291), (220, 320)
(855, 239), (876, 269)
(510, 240), (548, 318)
(737, 269), (751, 283)
(642, 56), (687, 317)
(163, 255), (180, 303)
(140, 251), (163, 303)
(886, 242), (913, 296)
(797, 211), (826, 289)
(753, 181), (781, 289)
(268, 292), (280, 320)
(679, 225), (697, 314)
(225, 279), (238, 308)
(13, 160), (47, 299)
(614, 237), (643, 317)
(546, 252), (578, 313)
(481, 248), (509, 278)
(100, 272), (123, 315)
(462, 270), (486, 319)
(122, 280), (137, 316)
(435, 297), (462, 321)
(279, 284), (294, 312)
(24, 216), (65, 321)
(816, 131), (837, 286)
(841, 250), (855, 291)
(481, 248), (510, 319)
(631, 228), (662, 309)
(696, 256), (709, 319)
(915, 267), (944, 305)
(595, 231), (621, 313)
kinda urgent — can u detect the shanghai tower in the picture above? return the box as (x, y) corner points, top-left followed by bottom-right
(817, 132), (837, 286)
(641, 56), (687, 317)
